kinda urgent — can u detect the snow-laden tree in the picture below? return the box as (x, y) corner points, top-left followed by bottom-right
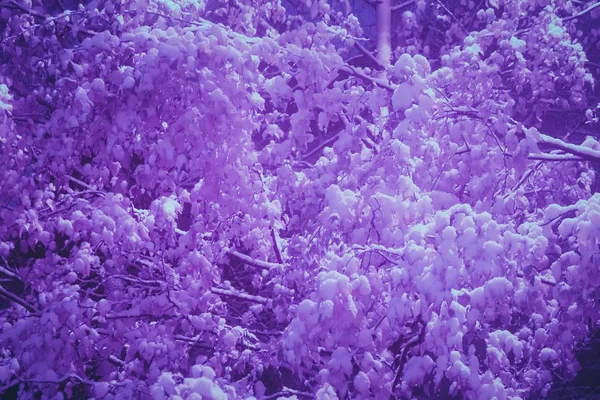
(0, 0), (599, 399)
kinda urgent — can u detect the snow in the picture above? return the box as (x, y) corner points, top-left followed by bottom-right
(319, 300), (334, 319)
(122, 76), (136, 90)
(540, 347), (558, 362)
(353, 371), (371, 394)
(392, 82), (414, 110)
(403, 356), (435, 386)
(319, 279), (338, 301)
(355, 275), (371, 296)
(483, 240), (503, 257)
(90, 78), (105, 92)
(96, 299), (111, 314)
(162, 198), (181, 219)
(509, 36), (526, 50)
(405, 243), (425, 264)
(457, 227), (477, 248)
(484, 277), (513, 299)
(324, 185), (358, 223)
(390, 139), (411, 161)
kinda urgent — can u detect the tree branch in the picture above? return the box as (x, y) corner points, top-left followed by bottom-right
(301, 133), (340, 160)
(563, 1), (600, 21)
(107, 355), (126, 367)
(0, 265), (20, 280)
(538, 134), (600, 162)
(527, 153), (584, 162)
(67, 176), (105, 197)
(271, 229), (284, 264)
(436, 0), (469, 35)
(390, 317), (426, 398)
(0, 284), (38, 313)
(263, 389), (314, 399)
(391, 0), (416, 12)
(340, 65), (395, 91)
(329, 13), (385, 70)
(211, 287), (269, 304)
(226, 250), (283, 270)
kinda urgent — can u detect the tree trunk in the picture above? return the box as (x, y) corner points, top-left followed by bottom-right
(376, 0), (392, 66)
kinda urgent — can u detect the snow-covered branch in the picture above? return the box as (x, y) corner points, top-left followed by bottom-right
(226, 251), (284, 270)
(538, 134), (600, 162)
(211, 287), (269, 304)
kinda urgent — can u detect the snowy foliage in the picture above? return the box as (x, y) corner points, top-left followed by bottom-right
(0, 0), (600, 399)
